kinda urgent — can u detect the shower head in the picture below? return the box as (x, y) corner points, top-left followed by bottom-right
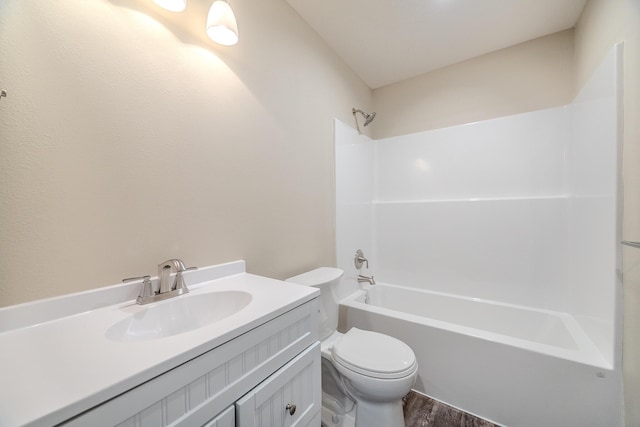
(363, 111), (376, 126)
(352, 108), (376, 133)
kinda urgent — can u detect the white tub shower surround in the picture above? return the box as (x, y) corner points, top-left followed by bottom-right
(335, 44), (622, 426)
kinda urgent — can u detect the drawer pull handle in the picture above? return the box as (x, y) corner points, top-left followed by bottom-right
(286, 403), (296, 416)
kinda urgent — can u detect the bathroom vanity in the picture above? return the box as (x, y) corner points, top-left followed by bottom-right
(0, 261), (320, 427)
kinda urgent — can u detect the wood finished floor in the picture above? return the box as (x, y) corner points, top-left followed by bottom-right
(403, 391), (499, 427)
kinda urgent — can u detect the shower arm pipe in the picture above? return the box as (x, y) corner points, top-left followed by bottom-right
(352, 108), (363, 133)
(622, 240), (640, 249)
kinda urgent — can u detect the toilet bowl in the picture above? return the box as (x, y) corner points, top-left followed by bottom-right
(286, 268), (418, 427)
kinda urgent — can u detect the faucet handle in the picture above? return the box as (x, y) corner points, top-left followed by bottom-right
(123, 275), (152, 283)
(174, 266), (197, 291)
(123, 275), (155, 303)
(354, 249), (369, 270)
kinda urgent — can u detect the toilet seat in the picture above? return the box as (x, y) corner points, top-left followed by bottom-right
(331, 328), (417, 379)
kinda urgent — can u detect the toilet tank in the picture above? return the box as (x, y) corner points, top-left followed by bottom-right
(286, 267), (343, 340)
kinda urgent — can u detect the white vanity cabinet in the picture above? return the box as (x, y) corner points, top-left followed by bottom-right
(61, 299), (320, 427)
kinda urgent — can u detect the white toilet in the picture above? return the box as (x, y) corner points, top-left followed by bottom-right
(286, 267), (418, 427)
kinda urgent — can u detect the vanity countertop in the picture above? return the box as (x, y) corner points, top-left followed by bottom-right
(0, 261), (318, 427)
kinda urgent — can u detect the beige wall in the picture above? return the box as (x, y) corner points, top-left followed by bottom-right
(371, 30), (575, 139)
(574, 1), (640, 425)
(0, 0), (372, 307)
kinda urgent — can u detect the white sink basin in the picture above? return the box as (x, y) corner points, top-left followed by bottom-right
(106, 291), (252, 342)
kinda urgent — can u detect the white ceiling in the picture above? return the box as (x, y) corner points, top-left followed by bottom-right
(286, 0), (587, 89)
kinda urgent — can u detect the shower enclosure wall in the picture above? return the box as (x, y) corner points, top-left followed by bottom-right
(334, 45), (623, 425)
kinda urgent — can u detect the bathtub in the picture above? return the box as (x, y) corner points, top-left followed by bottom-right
(339, 283), (622, 427)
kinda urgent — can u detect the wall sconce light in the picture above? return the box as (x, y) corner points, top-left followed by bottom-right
(153, 0), (187, 12)
(206, 0), (239, 46)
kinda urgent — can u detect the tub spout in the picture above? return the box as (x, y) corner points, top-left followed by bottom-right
(357, 274), (375, 285)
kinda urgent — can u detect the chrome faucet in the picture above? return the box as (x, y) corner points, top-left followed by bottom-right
(123, 258), (197, 305)
(158, 258), (188, 294)
(357, 275), (375, 285)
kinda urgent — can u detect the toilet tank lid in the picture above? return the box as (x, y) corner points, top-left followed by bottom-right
(285, 267), (344, 286)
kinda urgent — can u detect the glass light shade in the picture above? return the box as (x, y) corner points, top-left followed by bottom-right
(206, 1), (239, 46)
(153, 0), (186, 12)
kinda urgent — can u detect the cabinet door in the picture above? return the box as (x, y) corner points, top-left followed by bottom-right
(236, 343), (321, 427)
(204, 405), (235, 427)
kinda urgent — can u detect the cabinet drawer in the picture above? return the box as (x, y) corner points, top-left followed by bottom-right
(62, 300), (318, 427)
(236, 342), (321, 427)
(203, 405), (234, 427)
